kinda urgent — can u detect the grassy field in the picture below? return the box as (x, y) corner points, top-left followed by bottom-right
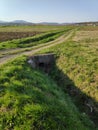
(0, 25), (98, 129)
(0, 56), (95, 130)
(73, 30), (98, 41)
(0, 25), (67, 42)
(0, 30), (66, 49)
(0, 25), (66, 32)
(0, 25), (72, 50)
(38, 26), (98, 127)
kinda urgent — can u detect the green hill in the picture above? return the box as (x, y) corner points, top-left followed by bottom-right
(0, 56), (95, 130)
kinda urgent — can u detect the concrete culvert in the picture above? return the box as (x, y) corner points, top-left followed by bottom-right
(27, 53), (55, 73)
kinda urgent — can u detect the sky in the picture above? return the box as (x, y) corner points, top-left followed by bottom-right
(0, 0), (98, 23)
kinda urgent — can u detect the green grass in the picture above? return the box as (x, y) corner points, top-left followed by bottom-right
(0, 25), (97, 129)
(38, 31), (98, 127)
(0, 56), (95, 130)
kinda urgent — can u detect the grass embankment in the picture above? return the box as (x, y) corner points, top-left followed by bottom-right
(38, 29), (98, 128)
(0, 30), (66, 50)
(0, 56), (95, 130)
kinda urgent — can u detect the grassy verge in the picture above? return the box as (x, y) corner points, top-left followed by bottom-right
(38, 35), (98, 127)
(0, 56), (95, 130)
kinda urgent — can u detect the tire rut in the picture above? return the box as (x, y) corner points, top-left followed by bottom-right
(0, 31), (73, 66)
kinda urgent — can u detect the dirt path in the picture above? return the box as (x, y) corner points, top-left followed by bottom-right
(0, 31), (73, 66)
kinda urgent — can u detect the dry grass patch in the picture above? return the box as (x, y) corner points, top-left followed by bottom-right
(73, 31), (98, 41)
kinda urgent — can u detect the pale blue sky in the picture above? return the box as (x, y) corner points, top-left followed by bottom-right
(0, 0), (98, 23)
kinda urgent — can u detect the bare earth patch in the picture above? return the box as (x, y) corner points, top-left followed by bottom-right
(0, 32), (41, 42)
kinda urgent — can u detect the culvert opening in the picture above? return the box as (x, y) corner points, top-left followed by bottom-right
(27, 53), (55, 74)
(39, 62), (45, 68)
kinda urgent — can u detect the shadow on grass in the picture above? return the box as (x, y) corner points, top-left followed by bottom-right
(48, 62), (98, 128)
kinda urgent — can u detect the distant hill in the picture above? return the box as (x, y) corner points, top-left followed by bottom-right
(38, 22), (60, 25)
(0, 20), (61, 26)
(0, 20), (98, 26)
(0, 20), (34, 25)
(11, 20), (33, 24)
(0, 20), (9, 24)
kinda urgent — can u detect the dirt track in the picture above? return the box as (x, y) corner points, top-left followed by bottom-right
(0, 31), (73, 66)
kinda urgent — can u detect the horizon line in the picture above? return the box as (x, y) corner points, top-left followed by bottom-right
(0, 19), (98, 24)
